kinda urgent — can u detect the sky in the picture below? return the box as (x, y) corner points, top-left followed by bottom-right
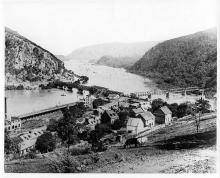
(2, 0), (218, 55)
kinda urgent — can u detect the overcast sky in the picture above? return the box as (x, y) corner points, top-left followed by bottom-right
(3, 0), (217, 55)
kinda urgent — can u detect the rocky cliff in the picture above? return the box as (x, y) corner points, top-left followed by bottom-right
(5, 27), (76, 89)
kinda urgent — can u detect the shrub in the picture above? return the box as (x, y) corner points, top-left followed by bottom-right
(70, 147), (91, 156)
(49, 154), (80, 173)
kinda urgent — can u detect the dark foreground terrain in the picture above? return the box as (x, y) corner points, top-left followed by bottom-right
(5, 116), (216, 173)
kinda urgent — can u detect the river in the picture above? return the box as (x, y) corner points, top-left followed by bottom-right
(5, 61), (158, 116)
(5, 61), (215, 117)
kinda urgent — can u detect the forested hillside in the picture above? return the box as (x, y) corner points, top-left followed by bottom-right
(130, 28), (217, 90)
(96, 55), (137, 68)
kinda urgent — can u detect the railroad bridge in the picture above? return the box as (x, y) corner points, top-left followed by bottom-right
(131, 87), (205, 99)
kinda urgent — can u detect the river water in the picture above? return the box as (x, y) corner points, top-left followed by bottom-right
(5, 61), (215, 117)
(5, 61), (158, 116)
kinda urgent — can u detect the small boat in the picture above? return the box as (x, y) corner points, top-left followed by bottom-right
(61, 93), (66, 96)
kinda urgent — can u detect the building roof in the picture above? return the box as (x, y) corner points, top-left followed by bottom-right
(160, 106), (172, 115)
(11, 117), (21, 122)
(130, 103), (140, 107)
(132, 108), (144, 114)
(127, 117), (142, 127)
(105, 110), (118, 119)
(139, 111), (155, 121)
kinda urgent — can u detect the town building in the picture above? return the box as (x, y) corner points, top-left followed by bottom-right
(140, 101), (151, 112)
(5, 117), (22, 132)
(108, 94), (120, 100)
(101, 110), (119, 125)
(18, 127), (46, 156)
(84, 94), (96, 108)
(126, 118), (145, 135)
(138, 111), (155, 128)
(154, 106), (172, 125)
(131, 108), (144, 117)
(85, 115), (101, 130)
(130, 103), (140, 109)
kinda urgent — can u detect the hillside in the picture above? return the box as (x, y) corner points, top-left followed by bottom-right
(129, 28), (217, 90)
(96, 55), (138, 68)
(5, 27), (76, 88)
(66, 41), (159, 63)
(56, 55), (69, 62)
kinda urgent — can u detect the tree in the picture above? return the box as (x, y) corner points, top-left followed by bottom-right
(92, 98), (107, 109)
(35, 132), (56, 153)
(195, 98), (211, 113)
(177, 102), (193, 118)
(167, 103), (179, 117)
(4, 129), (20, 155)
(151, 99), (166, 112)
(112, 111), (129, 130)
(56, 108), (79, 149)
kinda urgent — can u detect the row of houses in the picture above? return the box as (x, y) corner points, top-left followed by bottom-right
(127, 105), (172, 135)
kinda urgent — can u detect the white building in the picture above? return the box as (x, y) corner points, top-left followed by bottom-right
(5, 117), (22, 132)
(84, 94), (96, 108)
(138, 111), (155, 129)
(126, 118), (145, 135)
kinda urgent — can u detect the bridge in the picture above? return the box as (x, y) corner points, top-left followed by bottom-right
(131, 87), (205, 99)
(15, 102), (79, 120)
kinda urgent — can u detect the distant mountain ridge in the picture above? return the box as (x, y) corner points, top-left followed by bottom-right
(96, 55), (138, 68)
(66, 41), (159, 63)
(130, 28), (217, 89)
(5, 27), (76, 88)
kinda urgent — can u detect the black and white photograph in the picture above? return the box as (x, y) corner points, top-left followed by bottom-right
(1, 0), (219, 174)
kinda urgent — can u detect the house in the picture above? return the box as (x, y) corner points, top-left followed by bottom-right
(126, 118), (145, 135)
(138, 111), (155, 128)
(131, 108), (144, 117)
(140, 101), (151, 112)
(5, 117), (22, 132)
(154, 106), (172, 125)
(84, 94), (96, 108)
(108, 94), (120, 100)
(130, 103), (140, 109)
(101, 110), (119, 125)
(18, 127), (46, 155)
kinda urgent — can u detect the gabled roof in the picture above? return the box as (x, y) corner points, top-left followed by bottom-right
(139, 111), (155, 121)
(130, 103), (140, 107)
(132, 108), (144, 114)
(160, 106), (172, 115)
(127, 118), (142, 127)
(105, 110), (118, 119)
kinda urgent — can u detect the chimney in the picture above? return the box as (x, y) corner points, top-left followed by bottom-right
(5, 97), (7, 120)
